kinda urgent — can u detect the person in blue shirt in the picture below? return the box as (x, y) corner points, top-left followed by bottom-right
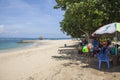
(92, 38), (100, 57)
(92, 38), (100, 47)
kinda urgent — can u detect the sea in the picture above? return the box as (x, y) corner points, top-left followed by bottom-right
(0, 38), (71, 51)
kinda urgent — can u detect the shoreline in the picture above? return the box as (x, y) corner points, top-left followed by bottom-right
(0, 39), (72, 53)
(0, 42), (35, 54)
(0, 40), (73, 58)
(0, 39), (50, 53)
(0, 40), (48, 54)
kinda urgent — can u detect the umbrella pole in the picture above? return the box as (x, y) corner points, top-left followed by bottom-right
(116, 32), (118, 55)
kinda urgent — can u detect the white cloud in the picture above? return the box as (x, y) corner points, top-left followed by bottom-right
(0, 25), (5, 33)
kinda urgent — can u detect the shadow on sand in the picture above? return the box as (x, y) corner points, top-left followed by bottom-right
(52, 45), (120, 72)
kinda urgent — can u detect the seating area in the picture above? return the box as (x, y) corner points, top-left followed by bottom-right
(58, 47), (78, 54)
(58, 40), (120, 70)
(58, 42), (80, 54)
(97, 47), (110, 69)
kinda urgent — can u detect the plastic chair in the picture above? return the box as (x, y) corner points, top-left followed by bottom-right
(97, 47), (110, 69)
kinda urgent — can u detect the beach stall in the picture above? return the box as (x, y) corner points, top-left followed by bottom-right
(92, 22), (120, 66)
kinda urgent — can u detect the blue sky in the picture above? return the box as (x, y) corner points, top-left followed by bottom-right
(0, 0), (69, 38)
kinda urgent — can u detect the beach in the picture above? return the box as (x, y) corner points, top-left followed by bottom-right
(0, 40), (120, 80)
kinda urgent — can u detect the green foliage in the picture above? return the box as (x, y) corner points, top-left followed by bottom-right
(54, 0), (120, 38)
(54, 0), (82, 10)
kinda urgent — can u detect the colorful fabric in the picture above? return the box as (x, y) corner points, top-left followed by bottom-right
(82, 46), (89, 53)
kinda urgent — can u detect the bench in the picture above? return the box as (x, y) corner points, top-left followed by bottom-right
(58, 47), (78, 54)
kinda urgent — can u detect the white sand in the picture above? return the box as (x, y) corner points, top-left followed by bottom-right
(0, 40), (120, 80)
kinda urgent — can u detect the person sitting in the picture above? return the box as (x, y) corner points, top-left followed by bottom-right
(92, 38), (100, 57)
(92, 38), (100, 47)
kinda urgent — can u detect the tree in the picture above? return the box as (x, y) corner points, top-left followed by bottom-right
(54, 0), (120, 38)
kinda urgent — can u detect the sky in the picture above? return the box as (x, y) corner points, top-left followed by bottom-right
(0, 0), (69, 38)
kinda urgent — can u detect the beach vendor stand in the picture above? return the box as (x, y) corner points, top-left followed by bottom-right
(92, 22), (120, 66)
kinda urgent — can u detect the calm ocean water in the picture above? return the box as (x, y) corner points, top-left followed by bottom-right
(0, 38), (71, 51)
(0, 38), (36, 51)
